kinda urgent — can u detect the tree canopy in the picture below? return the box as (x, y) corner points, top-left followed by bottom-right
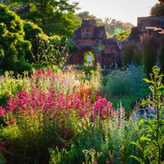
(6, 0), (81, 37)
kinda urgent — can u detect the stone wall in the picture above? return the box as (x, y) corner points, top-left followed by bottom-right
(119, 16), (164, 50)
(71, 20), (121, 67)
(137, 16), (164, 32)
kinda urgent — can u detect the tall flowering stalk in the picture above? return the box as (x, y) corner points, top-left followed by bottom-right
(130, 66), (164, 163)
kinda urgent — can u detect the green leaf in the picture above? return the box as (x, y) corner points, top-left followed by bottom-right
(129, 155), (144, 164)
(140, 136), (151, 143)
(143, 78), (154, 84)
(131, 141), (142, 151)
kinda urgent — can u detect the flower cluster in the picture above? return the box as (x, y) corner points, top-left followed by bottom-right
(91, 96), (114, 121)
(0, 85), (114, 125)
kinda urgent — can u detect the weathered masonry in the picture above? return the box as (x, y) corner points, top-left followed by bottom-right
(70, 20), (121, 67)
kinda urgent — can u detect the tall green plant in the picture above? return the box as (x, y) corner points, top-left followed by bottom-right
(0, 4), (32, 74)
(130, 66), (164, 163)
(140, 33), (159, 75)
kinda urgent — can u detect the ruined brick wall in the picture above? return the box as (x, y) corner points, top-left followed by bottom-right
(71, 20), (121, 67)
(119, 16), (164, 50)
(137, 16), (164, 32)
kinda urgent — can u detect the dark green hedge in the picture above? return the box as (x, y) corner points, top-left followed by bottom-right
(0, 4), (31, 74)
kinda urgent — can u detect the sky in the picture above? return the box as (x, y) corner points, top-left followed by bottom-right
(69, 0), (158, 25)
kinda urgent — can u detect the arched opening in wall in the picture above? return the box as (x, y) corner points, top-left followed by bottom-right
(84, 51), (95, 66)
(77, 46), (98, 66)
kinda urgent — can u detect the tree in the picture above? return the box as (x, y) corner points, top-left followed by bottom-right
(43, 12), (81, 37)
(78, 11), (96, 20)
(8, 0), (81, 37)
(9, 0), (78, 24)
(150, 1), (164, 16)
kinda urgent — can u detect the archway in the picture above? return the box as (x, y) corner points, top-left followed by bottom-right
(76, 45), (99, 66)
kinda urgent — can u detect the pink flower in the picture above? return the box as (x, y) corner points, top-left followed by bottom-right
(0, 106), (5, 117)
(0, 141), (8, 151)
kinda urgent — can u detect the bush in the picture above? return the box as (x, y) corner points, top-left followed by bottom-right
(103, 65), (146, 98)
(103, 65), (148, 114)
(73, 65), (94, 76)
(0, 4), (32, 74)
(49, 108), (139, 164)
(0, 71), (30, 107)
(23, 21), (45, 63)
(33, 35), (76, 67)
(0, 86), (114, 163)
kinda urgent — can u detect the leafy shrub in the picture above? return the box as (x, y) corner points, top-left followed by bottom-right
(105, 71), (132, 97)
(0, 86), (114, 163)
(103, 65), (147, 114)
(111, 88), (150, 115)
(130, 66), (164, 163)
(33, 35), (76, 67)
(0, 4), (31, 74)
(0, 66), (113, 163)
(49, 106), (139, 164)
(23, 21), (45, 63)
(73, 65), (94, 76)
(0, 71), (30, 107)
(21, 10), (43, 27)
(103, 65), (146, 98)
(42, 12), (81, 37)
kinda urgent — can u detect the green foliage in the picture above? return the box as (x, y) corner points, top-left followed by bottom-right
(103, 65), (148, 115)
(0, 71), (30, 106)
(0, 0), (9, 5)
(43, 12), (81, 37)
(23, 20), (44, 63)
(150, 2), (164, 16)
(140, 33), (159, 75)
(122, 42), (142, 67)
(1, 113), (58, 163)
(9, 0), (81, 37)
(103, 65), (146, 98)
(21, 10), (43, 27)
(0, 151), (6, 164)
(1, 109), (81, 163)
(104, 71), (132, 97)
(49, 108), (139, 164)
(0, 4), (31, 74)
(116, 30), (130, 41)
(73, 65), (94, 76)
(33, 35), (76, 67)
(122, 33), (160, 75)
(111, 88), (150, 115)
(84, 51), (95, 66)
(130, 66), (164, 163)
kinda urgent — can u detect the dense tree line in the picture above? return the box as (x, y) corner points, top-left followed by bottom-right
(0, 0), (81, 37)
